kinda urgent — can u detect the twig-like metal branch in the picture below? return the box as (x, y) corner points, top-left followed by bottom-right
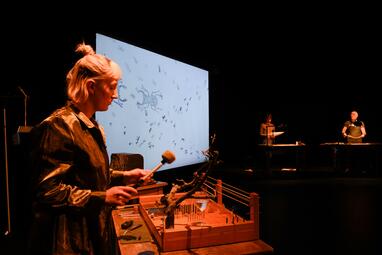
(160, 135), (220, 228)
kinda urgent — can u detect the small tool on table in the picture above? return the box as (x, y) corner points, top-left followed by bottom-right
(119, 219), (143, 240)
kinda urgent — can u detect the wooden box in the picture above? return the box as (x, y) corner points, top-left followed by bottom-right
(137, 181), (167, 196)
(138, 193), (259, 252)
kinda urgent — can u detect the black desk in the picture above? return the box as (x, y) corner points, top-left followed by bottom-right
(319, 142), (382, 175)
(257, 144), (306, 174)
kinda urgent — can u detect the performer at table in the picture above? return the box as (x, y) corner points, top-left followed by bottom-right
(260, 113), (276, 145)
(341, 110), (366, 143)
(340, 110), (367, 174)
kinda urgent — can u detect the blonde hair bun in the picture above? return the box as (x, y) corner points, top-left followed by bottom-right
(75, 43), (95, 56)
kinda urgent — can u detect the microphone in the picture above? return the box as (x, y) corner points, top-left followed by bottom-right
(132, 150), (176, 188)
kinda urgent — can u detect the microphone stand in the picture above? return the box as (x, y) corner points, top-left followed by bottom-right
(1, 94), (19, 236)
(15, 87), (32, 145)
(18, 87), (27, 127)
(18, 87), (32, 133)
(1, 88), (31, 236)
(2, 107), (11, 235)
(264, 125), (272, 175)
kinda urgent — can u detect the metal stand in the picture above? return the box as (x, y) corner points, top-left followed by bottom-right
(3, 107), (11, 235)
(266, 125), (271, 146)
(1, 88), (29, 236)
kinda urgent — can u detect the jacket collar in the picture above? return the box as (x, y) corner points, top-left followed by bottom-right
(68, 103), (96, 129)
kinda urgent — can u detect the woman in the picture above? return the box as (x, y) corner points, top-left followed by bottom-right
(28, 43), (149, 255)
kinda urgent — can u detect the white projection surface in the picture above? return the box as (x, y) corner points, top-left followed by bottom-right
(96, 33), (209, 171)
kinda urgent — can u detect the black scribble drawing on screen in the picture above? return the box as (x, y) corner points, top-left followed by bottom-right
(136, 85), (163, 116)
(113, 81), (128, 108)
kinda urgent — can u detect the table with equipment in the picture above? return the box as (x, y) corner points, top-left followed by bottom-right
(257, 143), (307, 173)
(319, 142), (382, 174)
(112, 178), (273, 255)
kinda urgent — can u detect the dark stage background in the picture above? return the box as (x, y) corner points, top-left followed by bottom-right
(3, 22), (381, 161)
(1, 16), (381, 254)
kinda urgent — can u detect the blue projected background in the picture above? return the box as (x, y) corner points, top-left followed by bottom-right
(96, 33), (209, 171)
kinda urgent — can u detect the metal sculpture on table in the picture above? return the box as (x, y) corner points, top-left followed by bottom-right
(160, 135), (220, 228)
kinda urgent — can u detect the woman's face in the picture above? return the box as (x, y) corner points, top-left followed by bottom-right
(93, 79), (119, 111)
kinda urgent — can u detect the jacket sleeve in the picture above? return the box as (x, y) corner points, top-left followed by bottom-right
(30, 118), (106, 212)
(110, 169), (125, 185)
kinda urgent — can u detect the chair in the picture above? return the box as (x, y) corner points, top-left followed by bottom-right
(110, 153), (144, 171)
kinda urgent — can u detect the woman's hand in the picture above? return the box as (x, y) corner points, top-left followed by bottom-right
(105, 186), (138, 206)
(123, 168), (151, 185)
(348, 134), (363, 139)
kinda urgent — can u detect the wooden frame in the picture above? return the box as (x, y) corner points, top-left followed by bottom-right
(138, 192), (260, 252)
